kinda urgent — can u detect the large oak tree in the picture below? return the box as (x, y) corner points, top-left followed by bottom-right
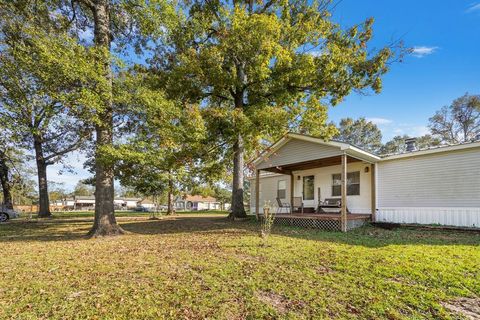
(5, 0), (176, 234)
(161, 0), (395, 218)
(0, 2), (92, 217)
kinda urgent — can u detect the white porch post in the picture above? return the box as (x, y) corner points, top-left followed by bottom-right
(255, 169), (260, 220)
(290, 173), (294, 211)
(371, 163), (376, 222)
(341, 153), (347, 232)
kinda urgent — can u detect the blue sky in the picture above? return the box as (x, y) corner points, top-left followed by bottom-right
(328, 0), (480, 141)
(47, 0), (480, 190)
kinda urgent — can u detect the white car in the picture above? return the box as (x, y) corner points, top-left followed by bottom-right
(0, 208), (18, 222)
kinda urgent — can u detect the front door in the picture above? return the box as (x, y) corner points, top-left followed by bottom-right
(302, 175), (315, 208)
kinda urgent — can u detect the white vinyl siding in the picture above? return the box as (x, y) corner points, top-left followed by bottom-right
(377, 148), (480, 208)
(250, 162), (372, 214)
(377, 147), (480, 228)
(256, 139), (342, 170)
(250, 174), (291, 211)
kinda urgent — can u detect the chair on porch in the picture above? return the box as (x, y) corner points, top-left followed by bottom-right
(292, 197), (304, 214)
(276, 198), (291, 214)
(317, 198), (350, 214)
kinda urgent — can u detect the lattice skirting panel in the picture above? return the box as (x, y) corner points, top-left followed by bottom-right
(274, 217), (341, 231)
(271, 217), (368, 231)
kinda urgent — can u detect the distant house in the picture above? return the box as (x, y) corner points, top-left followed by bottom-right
(72, 196), (95, 210)
(59, 196), (142, 211)
(117, 197), (142, 209)
(61, 198), (75, 208)
(175, 195), (223, 211)
(137, 199), (155, 210)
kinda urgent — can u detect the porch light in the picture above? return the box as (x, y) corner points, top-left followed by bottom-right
(364, 166), (370, 173)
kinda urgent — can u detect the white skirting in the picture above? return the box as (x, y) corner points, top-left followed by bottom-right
(377, 207), (480, 228)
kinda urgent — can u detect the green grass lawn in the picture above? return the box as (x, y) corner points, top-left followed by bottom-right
(1, 214), (479, 319)
(41, 210), (228, 219)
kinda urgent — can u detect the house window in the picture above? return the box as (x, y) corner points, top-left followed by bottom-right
(277, 180), (286, 199)
(332, 171), (360, 196)
(303, 176), (314, 200)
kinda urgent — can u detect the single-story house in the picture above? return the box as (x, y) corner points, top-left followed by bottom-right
(60, 196), (142, 210)
(175, 195), (223, 211)
(116, 197), (142, 209)
(250, 133), (480, 231)
(137, 199), (156, 210)
(72, 196), (96, 210)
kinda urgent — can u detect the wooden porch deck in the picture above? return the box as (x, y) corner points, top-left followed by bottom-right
(274, 213), (371, 220)
(265, 213), (371, 231)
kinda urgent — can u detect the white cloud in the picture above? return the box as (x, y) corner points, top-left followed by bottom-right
(466, 3), (480, 12)
(366, 117), (393, 125)
(375, 121), (430, 142)
(411, 46), (439, 58)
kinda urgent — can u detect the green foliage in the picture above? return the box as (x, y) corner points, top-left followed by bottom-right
(72, 182), (95, 197)
(113, 72), (210, 199)
(48, 182), (68, 202)
(429, 94), (480, 144)
(334, 117), (383, 153)
(162, 0), (394, 155)
(380, 134), (442, 155)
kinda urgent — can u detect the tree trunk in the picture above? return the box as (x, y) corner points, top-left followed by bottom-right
(33, 136), (51, 218)
(0, 150), (13, 210)
(88, 0), (123, 237)
(229, 64), (248, 219)
(230, 133), (247, 219)
(167, 177), (175, 215)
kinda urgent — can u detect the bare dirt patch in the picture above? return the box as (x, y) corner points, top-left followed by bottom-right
(256, 291), (304, 314)
(316, 265), (334, 274)
(442, 297), (480, 320)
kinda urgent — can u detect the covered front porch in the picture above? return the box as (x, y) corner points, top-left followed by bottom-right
(251, 134), (380, 232)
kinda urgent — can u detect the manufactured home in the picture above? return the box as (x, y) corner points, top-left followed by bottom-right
(175, 195), (223, 211)
(250, 133), (480, 231)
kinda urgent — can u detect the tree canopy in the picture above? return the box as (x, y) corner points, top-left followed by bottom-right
(157, 0), (395, 217)
(429, 94), (480, 144)
(334, 117), (382, 153)
(0, 0), (405, 234)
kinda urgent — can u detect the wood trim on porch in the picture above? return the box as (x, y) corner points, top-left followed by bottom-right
(255, 169), (260, 220)
(274, 213), (371, 220)
(255, 152), (376, 231)
(341, 153), (348, 232)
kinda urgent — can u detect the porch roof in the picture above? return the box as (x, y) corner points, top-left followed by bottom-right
(258, 155), (363, 174)
(252, 133), (380, 172)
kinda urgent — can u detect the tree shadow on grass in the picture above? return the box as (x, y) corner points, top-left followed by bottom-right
(0, 214), (253, 243)
(1, 215), (479, 247)
(122, 215), (480, 247)
(0, 219), (91, 242)
(268, 223), (480, 247)
(121, 215), (256, 235)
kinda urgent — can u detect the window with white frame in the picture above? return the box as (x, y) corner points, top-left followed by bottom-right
(332, 171), (360, 196)
(277, 180), (286, 199)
